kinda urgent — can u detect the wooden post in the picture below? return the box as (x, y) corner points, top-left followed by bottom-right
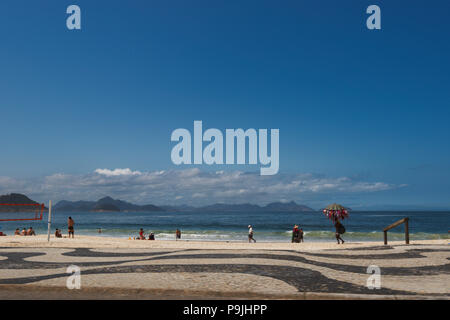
(405, 217), (409, 244)
(383, 217), (410, 245)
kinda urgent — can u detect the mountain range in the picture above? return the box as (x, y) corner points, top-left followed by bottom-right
(54, 196), (163, 212)
(162, 201), (314, 213)
(0, 193), (315, 213)
(55, 197), (314, 213)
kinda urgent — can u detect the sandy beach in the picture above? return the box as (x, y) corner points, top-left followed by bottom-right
(0, 235), (448, 299)
(0, 234), (447, 250)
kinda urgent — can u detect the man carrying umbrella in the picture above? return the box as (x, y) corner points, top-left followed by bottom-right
(334, 220), (345, 244)
(323, 203), (348, 244)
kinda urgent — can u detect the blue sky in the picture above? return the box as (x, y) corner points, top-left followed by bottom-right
(0, 0), (449, 208)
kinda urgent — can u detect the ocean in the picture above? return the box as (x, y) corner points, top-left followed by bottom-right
(0, 210), (449, 242)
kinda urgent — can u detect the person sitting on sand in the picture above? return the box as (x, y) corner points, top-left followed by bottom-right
(175, 229), (181, 240)
(148, 232), (155, 240)
(55, 229), (62, 238)
(27, 227), (36, 236)
(139, 228), (146, 240)
(248, 225), (256, 243)
(20, 228), (27, 236)
(14, 228), (20, 235)
(334, 220), (345, 244)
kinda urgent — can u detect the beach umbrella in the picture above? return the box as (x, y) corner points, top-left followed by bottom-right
(322, 203), (349, 221)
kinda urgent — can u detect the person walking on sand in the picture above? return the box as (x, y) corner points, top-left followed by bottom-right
(175, 229), (181, 240)
(299, 228), (304, 243)
(334, 220), (345, 244)
(68, 217), (75, 238)
(248, 225), (256, 243)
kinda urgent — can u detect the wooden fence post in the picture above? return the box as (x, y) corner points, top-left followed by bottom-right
(405, 217), (409, 244)
(383, 217), (410, 245)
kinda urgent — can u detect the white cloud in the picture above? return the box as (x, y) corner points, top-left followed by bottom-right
(0, 168), (405, 208)
(94, 168), (142, 176)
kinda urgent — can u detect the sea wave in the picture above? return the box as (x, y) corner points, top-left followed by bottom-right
(79, 229), (449, 242)
(2, 223), (447, 242)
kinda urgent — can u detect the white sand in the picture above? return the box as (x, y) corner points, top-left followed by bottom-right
(0, 235), (447, 251)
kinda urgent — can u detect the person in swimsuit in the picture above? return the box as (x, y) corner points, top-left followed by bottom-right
(27, 227), (36, 236)
(292, 225), (300, 243)
(55, 228), (62, 238)
(68, 217), (75, 238)
(139, 228), (145, 240)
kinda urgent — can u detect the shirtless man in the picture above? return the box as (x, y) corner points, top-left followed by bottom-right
(27, 227), (36, 236)
(68, 217), (75, 238)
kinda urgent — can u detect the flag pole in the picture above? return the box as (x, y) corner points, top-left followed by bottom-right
(47, 200), (52, 242)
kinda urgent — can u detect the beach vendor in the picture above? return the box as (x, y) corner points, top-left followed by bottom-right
(334, 220), (345, 244)
(323, 204), (349, 244)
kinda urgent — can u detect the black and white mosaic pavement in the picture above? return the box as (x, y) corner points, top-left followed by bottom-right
(0, 245), (449, 298)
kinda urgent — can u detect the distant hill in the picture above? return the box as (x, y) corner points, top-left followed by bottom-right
(54, 197), (314, 213)
(54, 200), (96, 212)
(54, 196), (164, 212)
(262, 201), (314, 212)
(93, 202), (120, 212)
(164, 201), (314, 213)
(0, 193), (46, 212)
